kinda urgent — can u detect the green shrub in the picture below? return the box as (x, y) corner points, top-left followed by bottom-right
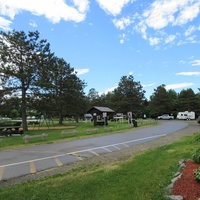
(194, 167), (200, 181)
(192, 149), (200, 163)
(194, 133), (200, 142)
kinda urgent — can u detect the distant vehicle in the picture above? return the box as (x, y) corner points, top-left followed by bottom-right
(84, 114), (93, 122)
(0, 117), (11, 120)
(84, 114), (93, 119)
(197, 116), (200, 124)
(27, 116), (36, 119)
(176, 111), (195, 120)
(157, 114), (174, 120)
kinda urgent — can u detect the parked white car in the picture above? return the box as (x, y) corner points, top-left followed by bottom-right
(157, 114), (174, 120)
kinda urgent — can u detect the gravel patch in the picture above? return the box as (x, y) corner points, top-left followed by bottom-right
(0, 121), (199, 188)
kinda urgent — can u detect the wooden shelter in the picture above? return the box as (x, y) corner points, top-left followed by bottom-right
(87, 106), (114, 115)
(87, 106), (115, 126)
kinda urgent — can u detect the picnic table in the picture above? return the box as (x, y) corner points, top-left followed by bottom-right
(0, 122), (23, 137)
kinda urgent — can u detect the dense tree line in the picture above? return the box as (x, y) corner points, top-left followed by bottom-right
(149, 85), (200, 118)
(0, 30), (199, 131)
(87, 83), (200, 119)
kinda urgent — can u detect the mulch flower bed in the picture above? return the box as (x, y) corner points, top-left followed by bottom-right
(173, 160), (200, 200)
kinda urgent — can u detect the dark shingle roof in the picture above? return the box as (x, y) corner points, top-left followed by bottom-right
(93, 106), (114, 113)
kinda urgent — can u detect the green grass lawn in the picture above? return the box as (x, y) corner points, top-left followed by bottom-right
(0, 119), (157, 149)
(0, 129), (199, 200)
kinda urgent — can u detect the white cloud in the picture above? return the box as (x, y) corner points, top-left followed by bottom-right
(0, 16), (12, 30)
(0, 0), (89, 25)
(134, 0), (200, 45)
(176, 72), (200, 76)
(0, 1), (20, 20)
(96, 0), (130, 16)
(149, 37), (161, 46)
(99, 86), (117, 95)
(75, 68), (89, 75)
(165, 83), (194, 90)
(185, 25), (196, 36)
(0, 0), (199, 47)
(129, 71), (133, 75)
(165, 34), (176, 44)
(113, 17), (132, 30)
(174, 2), (200, 26)
(142, 83), (155, 88)
(73, 0), (89, 13)
(119, 33), (127, 44)
(143, 1), (179, 30)
(142, 0), (200, 30)
(186, 35), (197, 43)
(179, 60), (186, 64)
(29, 20), (37, 27)
(177, 36), (197, 45)
(191, 60), (200, 66)
(120, 39), (124, 44)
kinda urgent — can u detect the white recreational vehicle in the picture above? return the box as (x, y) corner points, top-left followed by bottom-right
(176, 111), (195, 120)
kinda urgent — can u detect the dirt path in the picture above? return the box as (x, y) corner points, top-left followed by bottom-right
(0, 121), (199, 188)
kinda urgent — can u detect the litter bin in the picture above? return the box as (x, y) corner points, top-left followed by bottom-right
(132, 119), (137, 127)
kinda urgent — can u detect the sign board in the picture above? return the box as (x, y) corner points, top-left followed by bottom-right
(127, 112), (132, 118)
(103, 112), (107, 118)
(127, 112), (132, 124)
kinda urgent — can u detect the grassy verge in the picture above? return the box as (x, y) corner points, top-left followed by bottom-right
(0, 131), (199, 200)
(0, 119), (157, 149)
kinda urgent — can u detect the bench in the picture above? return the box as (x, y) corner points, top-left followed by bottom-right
(0, 126), (23, 137)
(104, 126), (113, 132)
(61, 130), (78, 137)
(23, 133), (48, 143)
(86, 128), (99, 134)
(0, 121), (23, 137)
(0, 121), (22, 127)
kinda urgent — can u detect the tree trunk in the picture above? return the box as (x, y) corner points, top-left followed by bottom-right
(58, 111), (63, 125)
(21, 87), (28, 131)
(75, 114), (79, 123)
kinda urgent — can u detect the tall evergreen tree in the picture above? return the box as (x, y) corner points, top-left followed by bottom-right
(177, 88), (199, 112)
(168, 89), (178, 115)
(87, 88), (101, 107)
(0, 30), (53, 130)
(149, 84), (172, 118)
(36, 56), (86, 124)
(113, 75), (146, 115)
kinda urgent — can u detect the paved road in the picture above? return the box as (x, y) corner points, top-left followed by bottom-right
(0, 121), (188, 180)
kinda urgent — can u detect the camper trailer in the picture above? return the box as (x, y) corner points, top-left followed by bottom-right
(176, 111), (195, 120)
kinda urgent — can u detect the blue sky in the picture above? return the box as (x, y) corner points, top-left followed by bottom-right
(0, 0), (200, 99)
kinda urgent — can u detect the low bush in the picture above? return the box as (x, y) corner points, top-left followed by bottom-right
(192, 149), (200, 164)
(194, 133), (200, 142)
(194, 167), (200, 181)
